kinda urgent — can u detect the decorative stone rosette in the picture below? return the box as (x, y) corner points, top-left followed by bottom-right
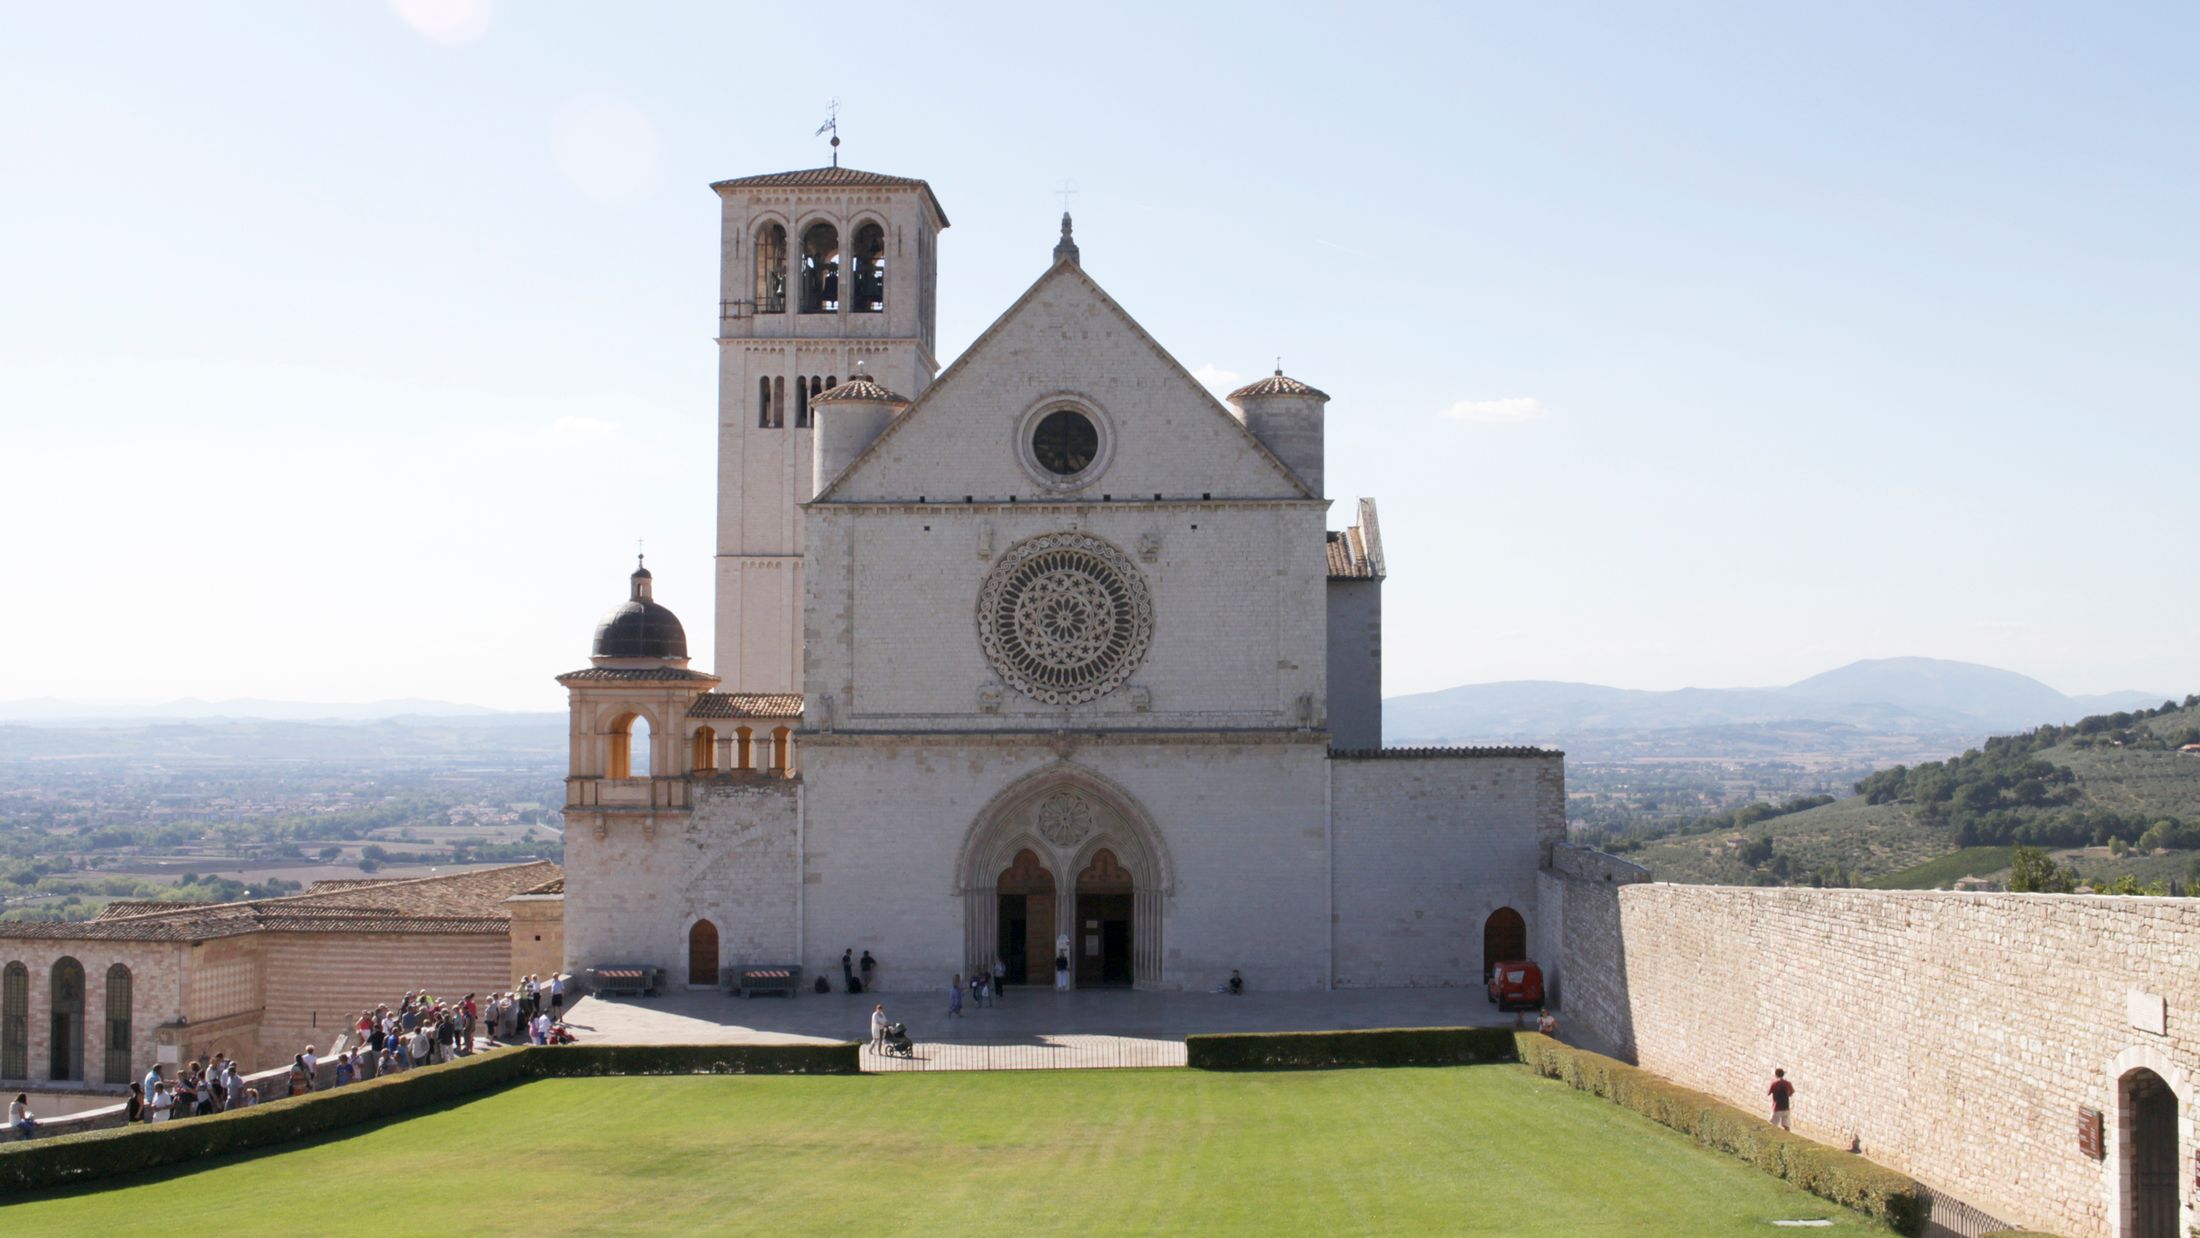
(977, 532), (1154, 706)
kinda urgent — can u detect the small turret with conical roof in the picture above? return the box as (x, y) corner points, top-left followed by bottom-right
(809, 361), (911, 497)
(1228, 366), (1331, 495)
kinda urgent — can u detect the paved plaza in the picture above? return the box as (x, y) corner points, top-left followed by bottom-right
(558, 984), (1528, 1070)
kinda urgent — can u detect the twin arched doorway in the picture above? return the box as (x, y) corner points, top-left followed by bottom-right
(959, 768), (1171, 990)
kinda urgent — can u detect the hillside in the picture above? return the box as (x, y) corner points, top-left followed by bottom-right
(1628, 696), (2200, 888)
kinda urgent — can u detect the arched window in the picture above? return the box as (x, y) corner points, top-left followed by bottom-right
(754, 222), (787, 314)
(796, 376), (811, 429)
(104, 964), (133, 1084)
(852, 221), (886, 313)
(758, 376), (772, 428)
(691, 726), (717, 774)
(799, 222), (840, 313)
(773, 376), (785, 428)
(735, 726), (753, 771)
(608, 712), (652, 780)
(770, 726), (791, 772)
(50, 956), (85, 1081)
(0, 962), (26, 1079)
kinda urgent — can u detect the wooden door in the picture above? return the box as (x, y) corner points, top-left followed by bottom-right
(688, 920), (719, 987)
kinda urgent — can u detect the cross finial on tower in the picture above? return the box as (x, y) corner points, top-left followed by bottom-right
(1055, 180), (1078, 211)
(815, 100), (841, 167)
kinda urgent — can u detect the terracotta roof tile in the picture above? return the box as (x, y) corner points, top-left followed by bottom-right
(0, 861), (561, 943)
(93, 899), (216, 921)
(688, 692), (804, 719)
(708, 165), (949, 226)
(812, 377), (908, 405)
(557, 666), (718, 683)
(1228, 371), (1330, 402)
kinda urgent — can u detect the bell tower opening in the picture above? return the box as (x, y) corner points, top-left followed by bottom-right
(800, 222), (841, 313)
(852, 220), (885, 312)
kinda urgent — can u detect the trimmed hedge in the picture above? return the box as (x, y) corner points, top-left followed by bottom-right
(1513, 1033), (1927, 1237)
(1186, 1026), (1518, 1071)
(0, 1041), (859, 1196)
(528, 1042), (860, 1077)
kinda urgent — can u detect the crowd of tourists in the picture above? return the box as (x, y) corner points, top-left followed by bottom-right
(1, 974), (580, 1141)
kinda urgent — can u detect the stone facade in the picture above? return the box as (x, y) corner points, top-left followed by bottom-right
(1554, 877), (2200, 1238)
(0, 939), (181, 1091)
(559, 165), (1565, 998)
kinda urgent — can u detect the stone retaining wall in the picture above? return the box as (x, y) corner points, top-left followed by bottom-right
(1558, 879), (2199, 1238)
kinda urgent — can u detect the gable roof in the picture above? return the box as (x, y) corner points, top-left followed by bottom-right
(709, 165), (949, 227)
(811, 258), (1318, 502)
(0, 861), (561, 943)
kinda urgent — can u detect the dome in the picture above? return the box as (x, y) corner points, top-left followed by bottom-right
(591, 559), (689, 661)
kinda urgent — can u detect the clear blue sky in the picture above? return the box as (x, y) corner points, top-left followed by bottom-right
(2, 2), (2193, 710)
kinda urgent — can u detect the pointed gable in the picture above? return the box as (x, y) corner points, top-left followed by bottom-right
(816, 262), (1314, 502)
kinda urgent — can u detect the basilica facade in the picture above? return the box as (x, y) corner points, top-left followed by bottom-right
(557, 165), (1564, 993)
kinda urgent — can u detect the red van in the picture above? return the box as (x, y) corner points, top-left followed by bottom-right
(1487, 960), (1544, 1011)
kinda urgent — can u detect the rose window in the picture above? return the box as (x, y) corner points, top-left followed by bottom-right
(978, 533), (1153, 705)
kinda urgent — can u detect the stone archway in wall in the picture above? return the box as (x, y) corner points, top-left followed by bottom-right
(956, 764), (1173, 990)
(1483, 907), (1527, 981)
(2105, 1046), (2195, 1238)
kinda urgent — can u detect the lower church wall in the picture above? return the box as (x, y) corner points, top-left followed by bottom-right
(563, 780), (802, 981)
(1328, 754), (1563, 988)
(798, 739), (1333, 994)
(1562, 880), (2200, 1238)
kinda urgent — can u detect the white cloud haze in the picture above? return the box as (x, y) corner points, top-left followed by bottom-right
(1443, 397), (1550, 424)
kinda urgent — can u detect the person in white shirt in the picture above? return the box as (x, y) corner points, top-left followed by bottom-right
(9, 1094), (35, 1141)
(868, 1003), (888, 1052)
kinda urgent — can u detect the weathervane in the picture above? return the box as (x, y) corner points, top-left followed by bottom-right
(816, 100), (841, 167)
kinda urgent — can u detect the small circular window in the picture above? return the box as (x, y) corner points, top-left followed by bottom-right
(1031, 409), (1098, 477)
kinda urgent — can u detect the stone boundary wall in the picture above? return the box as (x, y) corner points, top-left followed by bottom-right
(1568, 882), (2199, 1238)
(1536, 844), (1649, 1053)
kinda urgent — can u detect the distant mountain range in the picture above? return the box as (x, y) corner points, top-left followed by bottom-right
(1385, 657), (2170, 745)
(0, 696), (509, 723)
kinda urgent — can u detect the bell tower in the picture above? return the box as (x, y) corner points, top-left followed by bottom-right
(710, 165), (949, 692)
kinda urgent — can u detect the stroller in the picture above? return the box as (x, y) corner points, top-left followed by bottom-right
(878, 1021), (914, 1057)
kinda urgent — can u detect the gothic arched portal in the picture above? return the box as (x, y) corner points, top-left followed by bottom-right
(956, 765), (1172, 990)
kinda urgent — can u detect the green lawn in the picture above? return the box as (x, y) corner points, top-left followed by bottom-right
(2, 1067), (1885, 1236)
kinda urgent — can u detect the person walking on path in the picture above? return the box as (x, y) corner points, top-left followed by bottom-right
(1536, 1009), (1560, 1039)
(1767, 1069), (1795, 1130)
(1054, 951), (1070, 991)
(869, 1003), (888, 1052)
(947, 974), (965, 1019)
(990, 955), (1007, 1002)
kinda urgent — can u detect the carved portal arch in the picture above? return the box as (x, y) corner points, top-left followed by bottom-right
(955, 764), (1172, 989)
